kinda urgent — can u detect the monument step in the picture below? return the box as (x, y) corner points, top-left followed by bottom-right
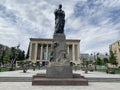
(1, 77), (120, 82)
(87, 77), (120, 82)
(32, 79), (88, 85)
(32, 73), (88, 85)
(0, 77), (31, 82)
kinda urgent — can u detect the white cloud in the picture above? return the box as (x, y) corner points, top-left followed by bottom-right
(0, 0), (120, 54)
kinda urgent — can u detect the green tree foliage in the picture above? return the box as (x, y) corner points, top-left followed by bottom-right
(3, 48), (10, 64)
(0, 44), (25, 70)
(103, 58), (109, 64)
(95, 57), (103, 65)
(10, 47), (16, 60)
(9, 47), (19, 71)
(26, 44), (30, 59)
(10, 47), (25, 61)
(0, 47), (11, 65)
(21, 51), (25, 60)
(0, 49), (4, 65)
(17, 50), (25, 60)
(109, 51), (118, 66)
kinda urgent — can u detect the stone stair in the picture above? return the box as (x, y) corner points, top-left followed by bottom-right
(0, 77), (120, 82)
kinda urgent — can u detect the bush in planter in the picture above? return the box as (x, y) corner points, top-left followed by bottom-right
(106, 68), (116, 74)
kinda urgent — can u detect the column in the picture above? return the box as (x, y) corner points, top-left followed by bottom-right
(34, 43), (38, 62)
(72, 44), (75, 61)
(77, 44), (80, 61)
(46, 44), (48, 60)
(40, 44), (43, 60)
(29, 42), (32, 60)
(67, 44), (69, 54)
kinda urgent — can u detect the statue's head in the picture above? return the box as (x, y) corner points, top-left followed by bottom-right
(59, 4), (62, 9)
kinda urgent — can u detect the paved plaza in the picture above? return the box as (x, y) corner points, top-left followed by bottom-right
(0, 70), (120, 90)
(0, 82), (120, 90)
(0, 69), (120, 78)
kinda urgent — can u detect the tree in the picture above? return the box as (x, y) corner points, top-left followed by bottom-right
(17, 50), (25, 61)
(96, 57), (103, 65)
(3, 48), (10, 64)
(9, 46), (19, 71)
(10, 47), (16, 60)
(109, 51), (118, 67)
(22, 61), (30, 73)
(0, 47), (10, 66)
(103, 58), (109, 64)
(26, 44), (30, 59)
(21, 51), (25, 60)
(0, 49), (5, 65)
(103, 58), (109, 68)
(95, 57), (103, 69)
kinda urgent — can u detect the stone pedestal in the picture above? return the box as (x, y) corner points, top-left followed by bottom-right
(46, 33), (73, 78)
(46, 65), (73, 78)
(52, 34), (67, 63)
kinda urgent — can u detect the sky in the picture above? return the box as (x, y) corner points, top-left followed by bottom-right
(0, 0), (120, 54)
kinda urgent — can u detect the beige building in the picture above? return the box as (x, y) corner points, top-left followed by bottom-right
(109, 40), (120, 66)
(28, 38), (80, 65)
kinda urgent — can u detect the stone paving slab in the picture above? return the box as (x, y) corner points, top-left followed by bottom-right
(0, 70), (120, 82)
(0, 82), (120, 90)
(1, 77), (120, 82)
(78, 71), (120, 78)
(0, 70), (120, 78)
(0, 70), (44, 77)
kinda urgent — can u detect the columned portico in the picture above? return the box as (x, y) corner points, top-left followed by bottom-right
(29, 38), (80, 64)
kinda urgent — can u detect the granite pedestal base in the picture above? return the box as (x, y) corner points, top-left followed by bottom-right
(46, 65), (73, 78)
(32, 74), (88, 86)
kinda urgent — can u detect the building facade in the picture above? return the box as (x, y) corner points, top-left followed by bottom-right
(28, 38), (80, 65)
(109, 40), (120, 66)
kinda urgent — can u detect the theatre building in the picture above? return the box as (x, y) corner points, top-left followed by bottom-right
(28, 38), (80, 65)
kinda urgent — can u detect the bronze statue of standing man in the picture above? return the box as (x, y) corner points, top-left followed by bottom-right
(54, 4), (65, 34)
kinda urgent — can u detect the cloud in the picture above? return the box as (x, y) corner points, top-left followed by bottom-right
(65, 0), (120, 54)
(0, 0), (120, 54)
